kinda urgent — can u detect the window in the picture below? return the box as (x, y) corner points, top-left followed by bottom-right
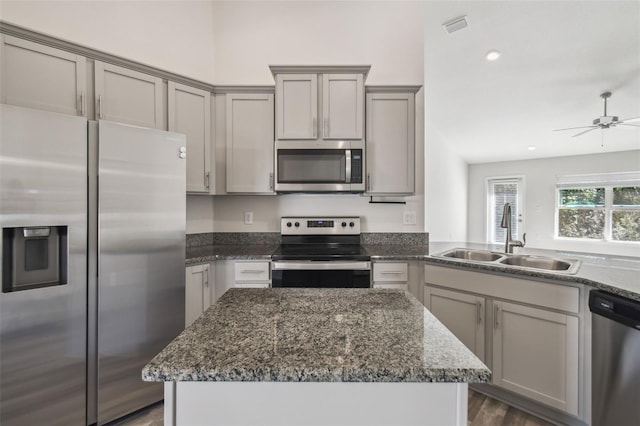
(487, 177), (524, 245)
(556, 173), (640, 243)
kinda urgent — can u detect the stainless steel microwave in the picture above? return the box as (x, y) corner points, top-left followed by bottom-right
(274, 141), (365, 192)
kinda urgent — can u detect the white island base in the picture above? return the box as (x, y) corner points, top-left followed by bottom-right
(164, 381), (468, 426)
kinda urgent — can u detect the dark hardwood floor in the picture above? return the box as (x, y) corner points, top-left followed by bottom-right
(468, 389), (554, 426)
(111, 388), (554, 426)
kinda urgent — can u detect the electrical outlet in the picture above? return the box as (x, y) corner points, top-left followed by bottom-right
(403, 211), (416, 225)
(244, 211), (253, 225)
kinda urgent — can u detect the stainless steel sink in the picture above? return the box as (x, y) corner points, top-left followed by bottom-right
(498, 255), (579, 273)
(434, 248), (580, 274)
(440, 249), (504, 262)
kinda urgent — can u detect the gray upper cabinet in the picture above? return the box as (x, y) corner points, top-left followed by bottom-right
(0, 35), (87, 116)
(94, 61), (163, 129)
(168, 82), (212, 193)
(226, 92), (275, 194)
(366, 87), (419, 195)
(322, 74), (363, 140)
(272, 66), (368, 142)
(275, 73), (317, 140)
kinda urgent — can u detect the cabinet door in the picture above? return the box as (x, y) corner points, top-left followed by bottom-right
(1, 35), (86, 116)
(94, 61), (163, 129)
(226, 93), (274, 193)
(492, 300), (579, 415)
(322, 74), (363, 139)
(185, 264), (212, 328)
(275, 74), (317, 140)
(424, 286), (485, 362)
(366, 92), (415, 194)
(168, 82), (211, 193)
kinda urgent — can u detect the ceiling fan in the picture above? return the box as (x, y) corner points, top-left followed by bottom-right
(553, 91), (640, 137)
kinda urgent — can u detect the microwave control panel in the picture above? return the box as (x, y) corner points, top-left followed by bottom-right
(351, 150), (363, 183)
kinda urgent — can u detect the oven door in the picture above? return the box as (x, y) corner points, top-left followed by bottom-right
(272, 261), (371, 288)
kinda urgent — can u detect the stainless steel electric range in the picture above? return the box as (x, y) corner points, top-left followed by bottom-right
(271, 217), (371, 288)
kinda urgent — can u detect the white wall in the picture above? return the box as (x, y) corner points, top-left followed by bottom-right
(468, 150), (640, 257)
(211, 1), (424, 85)
(0, 0), (216, 83)
(210, 1), (426, 232)
(424, 128), (468, 241)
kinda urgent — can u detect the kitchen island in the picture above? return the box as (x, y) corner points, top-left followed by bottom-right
(143, 288), (490, 426)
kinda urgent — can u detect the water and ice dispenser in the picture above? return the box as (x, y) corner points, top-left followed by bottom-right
(2, 226), (68, 292)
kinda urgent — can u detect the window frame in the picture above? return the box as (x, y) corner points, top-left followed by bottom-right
(555, 172), (640, 244)
(485, 175), (525, 245)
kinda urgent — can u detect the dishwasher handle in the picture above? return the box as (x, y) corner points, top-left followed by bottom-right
(589, 290), (640, 330)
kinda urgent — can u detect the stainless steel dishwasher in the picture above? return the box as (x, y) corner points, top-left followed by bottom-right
(589, 290), (640, 426)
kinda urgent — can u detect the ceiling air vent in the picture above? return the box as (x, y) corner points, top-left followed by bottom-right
(443, 16), (468, 34)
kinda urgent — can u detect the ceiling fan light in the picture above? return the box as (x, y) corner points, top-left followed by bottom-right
(486, 50), (501, 61)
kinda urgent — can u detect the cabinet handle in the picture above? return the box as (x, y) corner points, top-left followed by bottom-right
(367, 173), (371, 192)
(494, 305), (500, 329)
(203, 265), (209, 287)
(80, 91), (85, 116)
(269, 172), (274, 191)
(241, 269), (265, 274)
(205, 172), (210, 189)
(324, 118), (329, 138)
(380, 271), (404, 275)
(98, 95), (103, 119)
(313, 117), (317, 138)
(477, 301), (482, 324)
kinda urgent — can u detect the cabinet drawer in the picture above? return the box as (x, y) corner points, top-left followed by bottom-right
(234, 261), (270, 282)
(373, 262), (408, 282)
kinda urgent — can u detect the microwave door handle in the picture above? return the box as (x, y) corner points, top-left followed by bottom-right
(345, 149), (352, 183)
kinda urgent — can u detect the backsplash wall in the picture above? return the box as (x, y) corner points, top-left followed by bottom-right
(212, 193), (426, 233)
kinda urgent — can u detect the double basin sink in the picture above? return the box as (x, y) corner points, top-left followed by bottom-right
(436, 248), (580, 274)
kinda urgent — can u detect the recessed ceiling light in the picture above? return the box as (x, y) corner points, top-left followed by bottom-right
(486, 50), (501, 61)
(528, 146), (537, 151)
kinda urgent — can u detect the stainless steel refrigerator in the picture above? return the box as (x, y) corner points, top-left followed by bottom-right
(1, 104), (186, 425)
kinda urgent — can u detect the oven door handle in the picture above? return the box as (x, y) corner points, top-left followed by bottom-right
(272, 261), (371, 271)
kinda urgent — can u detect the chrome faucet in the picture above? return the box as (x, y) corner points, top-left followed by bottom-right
(501, 202), (525, 253)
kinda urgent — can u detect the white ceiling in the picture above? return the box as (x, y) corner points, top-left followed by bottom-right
(423, 0), (640, 164)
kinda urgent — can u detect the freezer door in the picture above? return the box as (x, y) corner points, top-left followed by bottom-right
(97, 121), (186, 424)
(0, 105), (87, 426)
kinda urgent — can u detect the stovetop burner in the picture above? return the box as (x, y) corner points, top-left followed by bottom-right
(274, 216), (370, 261)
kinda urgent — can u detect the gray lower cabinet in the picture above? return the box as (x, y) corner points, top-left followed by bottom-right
(94, 61), (164, 129)
(423, 286), (485, 363)
(168, 82), (212, 193)
(0, 35), (87, 116)
(423, 264), (583, 421)
(185, 264), (213, 328)
(492, 299), (579, 416)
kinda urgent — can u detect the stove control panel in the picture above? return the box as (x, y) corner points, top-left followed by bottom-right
(281, 217), (361, 235)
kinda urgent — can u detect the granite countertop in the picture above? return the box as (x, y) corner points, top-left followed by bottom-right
(186, 244), (277, 265)
(363, 244), (429, 260)
(142, 288), (491, 384)
(184, 239), (640, 301)
(427, 242), (640, 302)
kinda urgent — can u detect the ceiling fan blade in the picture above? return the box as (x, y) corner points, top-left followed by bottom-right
(617, 123), (640, 128)
(553, 125), (597, 132)
(620, 116), (640, 124)
(572, 127), (599, 137)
